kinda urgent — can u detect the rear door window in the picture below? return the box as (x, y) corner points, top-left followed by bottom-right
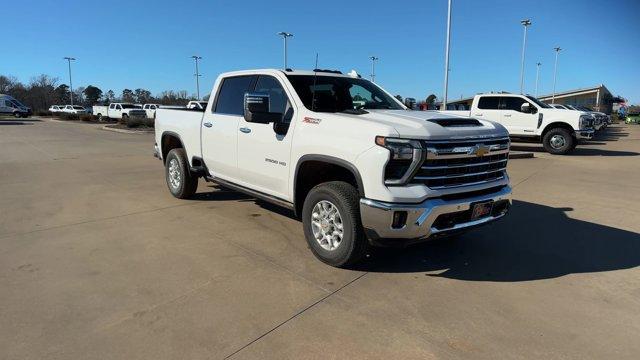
(214, 75), (257, 115)
(477, 96), (500, 110)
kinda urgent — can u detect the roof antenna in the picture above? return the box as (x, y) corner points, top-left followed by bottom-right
(311, 53), (319, 112)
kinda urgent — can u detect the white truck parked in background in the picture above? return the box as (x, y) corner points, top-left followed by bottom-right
(443, 93), (595, 154)
(154, 69), (512, 267)
(186, 100), (208, 110)
(143, 103), (161, 118)
(92, 103), (148, 121)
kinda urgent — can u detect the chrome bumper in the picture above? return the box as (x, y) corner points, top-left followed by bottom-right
(359, 186), (512, 244)
(575, 129), (595, 140)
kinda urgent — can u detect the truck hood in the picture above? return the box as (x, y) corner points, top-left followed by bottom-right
(539, 108), (588, 118)
(356, 110), (508, 140)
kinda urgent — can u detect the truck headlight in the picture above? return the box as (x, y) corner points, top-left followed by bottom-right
(375, 136), (424, 185)
(579, 115), (593, 129)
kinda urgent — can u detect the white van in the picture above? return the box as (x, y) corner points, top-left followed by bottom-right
(0, 94), (32, 118)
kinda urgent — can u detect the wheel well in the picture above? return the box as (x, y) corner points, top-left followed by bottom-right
(542, 122), (575, 138)
(294, 160), (362, 216)
(161, 133), (184, 163)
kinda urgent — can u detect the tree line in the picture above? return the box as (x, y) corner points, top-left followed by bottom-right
(0, 74), (199, 112)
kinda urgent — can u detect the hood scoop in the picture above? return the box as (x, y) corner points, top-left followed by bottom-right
(427, 118), (482, 127)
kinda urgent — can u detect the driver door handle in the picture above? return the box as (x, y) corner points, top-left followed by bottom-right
(474, 113), (483, 117)
(504, 114), (512, 117)
(239, 127), (251, 133)
(203, 122), (212, 128)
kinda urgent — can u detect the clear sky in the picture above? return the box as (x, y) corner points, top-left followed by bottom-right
(2, 0), (639, 103)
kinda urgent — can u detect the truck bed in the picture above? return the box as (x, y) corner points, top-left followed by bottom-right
(155, 108), (205, 165)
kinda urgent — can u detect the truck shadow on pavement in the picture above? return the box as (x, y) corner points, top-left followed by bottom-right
(510, 144), (639, 157)
(359, 200), (640, 281)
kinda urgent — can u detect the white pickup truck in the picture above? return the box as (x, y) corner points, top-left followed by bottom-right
(443, 93), (595, 154)
(154, 69), (512, 267)
(186, 100), (209, 110)
(92, 103), (147, 121)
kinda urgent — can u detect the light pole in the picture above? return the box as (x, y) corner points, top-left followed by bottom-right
(369, 56), (379, 83)
(63, 57), (76, 105)
(442, 0), (452, 110)
(534, 62), (541, 97)
(519, 19), (532, 94)
(552, 47), (562, 103)
(277, 32), (293, 69)
(191, 55), (202, 100)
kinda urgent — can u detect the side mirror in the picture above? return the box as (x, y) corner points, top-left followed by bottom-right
(244, 92), (282, 124)
(521, 103), (533, 113)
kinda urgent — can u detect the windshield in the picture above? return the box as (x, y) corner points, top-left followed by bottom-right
(121, 104), (141, 109)
(525, 95), (551, 109)
(285, 75), (403, 113)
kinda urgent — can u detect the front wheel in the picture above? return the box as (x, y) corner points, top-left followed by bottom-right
(165, 148), (198, 199)
(542, 128), (575, 155)
(13, 112), (21, 118)
(302, 181), (368, 268)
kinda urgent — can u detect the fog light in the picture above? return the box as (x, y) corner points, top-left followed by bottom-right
(392, 211), (408, 229)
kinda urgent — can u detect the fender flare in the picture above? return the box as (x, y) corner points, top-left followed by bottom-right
(160, 131), (185, 161)
(293, 154), (365, 198)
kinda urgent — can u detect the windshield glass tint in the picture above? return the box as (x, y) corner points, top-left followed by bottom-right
(285, 75), (403, 112)
(525, 95), (551, 108)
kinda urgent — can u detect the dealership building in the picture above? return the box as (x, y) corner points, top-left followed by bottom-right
(537, 84), (614, 114)
(444, 84), (617, 114)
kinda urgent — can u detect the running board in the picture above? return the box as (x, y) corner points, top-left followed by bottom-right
(206, 176), (295, 211)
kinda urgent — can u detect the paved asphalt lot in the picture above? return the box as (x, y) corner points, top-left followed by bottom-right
(1, 118), (639, 359)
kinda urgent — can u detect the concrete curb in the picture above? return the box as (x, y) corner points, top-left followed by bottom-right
(509, 151), (535, 159)
(100, 125), (153, 134)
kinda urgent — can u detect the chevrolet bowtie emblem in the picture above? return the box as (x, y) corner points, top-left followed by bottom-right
(471, 144), (490, 157)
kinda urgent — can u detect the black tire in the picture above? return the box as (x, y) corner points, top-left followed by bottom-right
(97, 113), (103, 122)
(165, 148), (198, 199)
(13, 112), (20, 118)
(302, 181), (368, 267)
(542, 128), (575, 155)
(120, 113), (129, 125)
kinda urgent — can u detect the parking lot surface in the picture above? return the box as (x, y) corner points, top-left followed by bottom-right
(1, 118), (639, 359)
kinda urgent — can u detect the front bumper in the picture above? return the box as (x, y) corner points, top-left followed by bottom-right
(575, 129), (595, 139)
(359, 185), (512, 245)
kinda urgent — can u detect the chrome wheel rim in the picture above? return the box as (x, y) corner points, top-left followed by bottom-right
(168, 159), (181, 189)
(550, 134), (566, 149)
(311, 200), (344, 251)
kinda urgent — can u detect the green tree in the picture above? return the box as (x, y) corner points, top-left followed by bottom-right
(121, 89), (135, 103)
(83, 85), (103, 105)
(134, 88), (152, 104)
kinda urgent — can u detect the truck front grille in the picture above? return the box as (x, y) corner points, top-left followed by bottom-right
(411, 137), (510, 189)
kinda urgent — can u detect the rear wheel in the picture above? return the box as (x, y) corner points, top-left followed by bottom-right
(97, 113), (103, 121)
(302, 181), (368, 267)
(165, 148), (198, 199)
(13, 112), (20, 118)
(542, 128), (575, 155)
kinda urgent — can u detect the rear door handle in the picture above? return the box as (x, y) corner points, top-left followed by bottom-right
(474, 113), (483, 117)
(504, 114), (512, 117)
(239, 127), (251, 133)
(203, 122), (212, 128)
